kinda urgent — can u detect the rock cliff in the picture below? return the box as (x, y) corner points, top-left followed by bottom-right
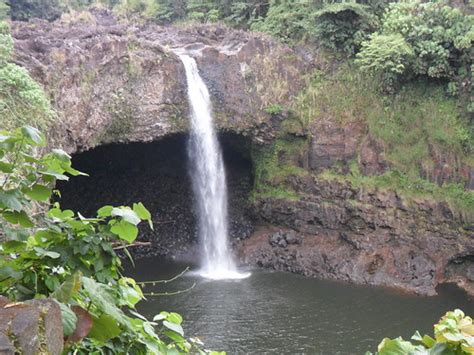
(11, 10), (473, 296)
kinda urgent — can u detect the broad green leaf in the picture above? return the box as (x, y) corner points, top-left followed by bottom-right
(2, 210), (33, 227)
(2, 211), (19, 224)
(111, 207), (141, 225)
(58, 302), (77, 337)
(143, 322), (158, 338)
(426, 343), (455, 355)
(0, 190), (22, 211)
(0, 161), (13, 173)
(167, 312), (183, 325)
(21, 153), (40, 163)
(63, 165), (87, 177)
(97, 205), (113, 217)
(0, 134), (17, 144)
(81, 277), (130, 327)
(119, 284), (142, 308)
(51, 148), (71, 162)
(133, 203), (151, 220)
(39, 171), (69, 181)
(33, 247), (60, 259)
(24, 184), (51, 202)
(52, 272), (82, 303)
(0, 240), (26, 253)
(21, 126), (45, 146)
(378, 337), (416, 355)
(110, 221), (138, 243)
(0, 266), (22, 282)
(163, 320), (184, 336)
(153, 313), (167, 322)
(48, 208), (74, 221)
(45, 276), (60, 292)
(163, 330), (186, 344)
(133, 202), (153, 229)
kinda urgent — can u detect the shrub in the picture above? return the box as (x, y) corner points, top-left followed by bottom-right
(264, 103), (284, 115)
(251, 0), (313, 43)
(0, 0), (9, 20)
(10, 0), (63, 21)
(369, 309), (474, 354)
(186, 0), (220, 23)
(356, 33), (414, 92)
(357, 1), (473, 94)
(224, 0), (269, 28)
(0, 22), (54, 131)
(312, 2), (377, 55)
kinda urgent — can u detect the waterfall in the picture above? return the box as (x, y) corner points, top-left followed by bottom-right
(177, 53), (249, 280)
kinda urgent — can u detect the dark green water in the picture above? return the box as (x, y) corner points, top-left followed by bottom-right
(126, 258), (474, 354)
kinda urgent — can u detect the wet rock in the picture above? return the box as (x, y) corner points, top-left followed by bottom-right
(238, 177), (474, 296)
(0, 298), (63, 355)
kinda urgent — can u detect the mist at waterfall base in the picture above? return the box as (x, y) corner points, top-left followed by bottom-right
(178, 53), (249, 280)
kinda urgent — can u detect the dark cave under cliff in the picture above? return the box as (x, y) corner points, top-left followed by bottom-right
(57, 132), (255, 259)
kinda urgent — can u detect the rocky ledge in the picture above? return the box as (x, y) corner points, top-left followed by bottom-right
(237, 176), (474, 296)
(12, 9), (307, 153)
(11, 10), (473, 297)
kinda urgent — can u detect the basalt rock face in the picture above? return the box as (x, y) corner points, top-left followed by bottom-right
(0, 297), (63, 355)
(11, 11), (473, 296)
(11, 10), (307, 153)
(237, 175), (474, 296)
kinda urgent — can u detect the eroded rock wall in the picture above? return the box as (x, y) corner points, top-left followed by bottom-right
(238, 176), (473, 295)
(0, 297), (63, 355)
(12, 10), (307, 153)
(11, 10), (473, 296)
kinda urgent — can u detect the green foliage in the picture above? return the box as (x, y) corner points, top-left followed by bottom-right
(296, 65), (473, 183)
(264, 103), (284, 115)
(0, 22), (12, 63)
(336, 162), (474, 218)
(250, 0), (381, 50)
(369, 309), (474, 354)
(0, 0), (9, 20)
(356, 1), (473, 95)
(312, 2), (377, 55)
(224, 0), (268, 28)
(10, 0), (63, 21)
(114, 0), (187, 23)
(355, 33), (413, 91)
(0, 126), (213, 354)
(252, 137), (308, 200)
(186, 0), (220, 23)
(367, 82), (473, 176)
(251, 0), (313, 43)
(0, 22), (54, 131)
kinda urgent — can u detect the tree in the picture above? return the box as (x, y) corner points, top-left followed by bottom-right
(10, 0), (63, 21)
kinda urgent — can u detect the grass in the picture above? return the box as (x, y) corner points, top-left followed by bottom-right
(321, 161), (474, 221)
(293, 63), (473, 179)
(252, 64), (474, 219)
(251, 136), (308, 201)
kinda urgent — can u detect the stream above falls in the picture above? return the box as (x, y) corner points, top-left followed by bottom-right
(126, 257), (474, 354)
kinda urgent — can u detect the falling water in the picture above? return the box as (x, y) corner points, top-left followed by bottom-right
(177, 53), (249, 280)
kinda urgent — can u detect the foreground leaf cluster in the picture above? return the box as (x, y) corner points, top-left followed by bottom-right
(0, 126), (218, 354)
(369, 309), (474, 355)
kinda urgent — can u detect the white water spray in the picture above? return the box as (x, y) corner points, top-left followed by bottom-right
(178, 53), (249, 280)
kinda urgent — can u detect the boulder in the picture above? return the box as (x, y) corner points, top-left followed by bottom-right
(0, 297), (63, 355)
